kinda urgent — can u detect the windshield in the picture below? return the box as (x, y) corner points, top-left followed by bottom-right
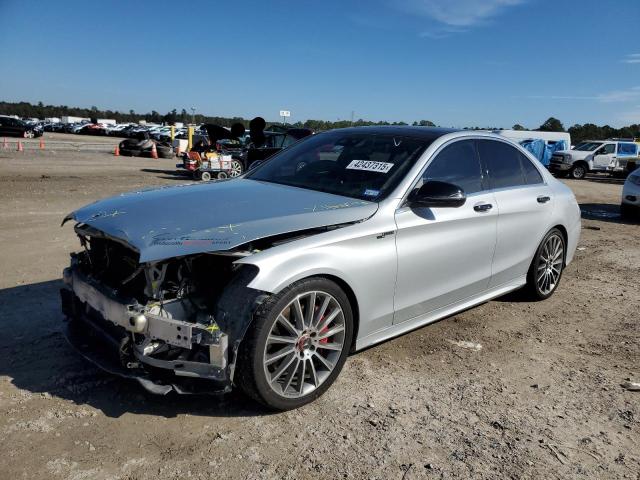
(245, 131), (432, 201)
(573, 142), (603, 151)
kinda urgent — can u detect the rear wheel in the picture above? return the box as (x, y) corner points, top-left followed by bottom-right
(524, 228), (566, 300)
(24, 130), (35, 139)
(235, 277), (353, 410)
(200, 171), (212, 181)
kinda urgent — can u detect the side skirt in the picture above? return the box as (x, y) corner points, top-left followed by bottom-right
(354, 277), (526, 351)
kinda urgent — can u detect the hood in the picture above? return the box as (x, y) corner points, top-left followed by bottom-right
(555, 149), (590, 159)
(63, 179), (377, 263)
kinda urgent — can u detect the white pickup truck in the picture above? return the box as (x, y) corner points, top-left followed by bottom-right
(549, 140), (640, 179)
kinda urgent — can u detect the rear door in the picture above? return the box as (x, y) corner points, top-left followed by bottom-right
(393, 139), (497, 323)
(476, 139), (554, 287)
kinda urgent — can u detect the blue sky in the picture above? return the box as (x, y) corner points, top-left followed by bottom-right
(1, 0), (639, 127)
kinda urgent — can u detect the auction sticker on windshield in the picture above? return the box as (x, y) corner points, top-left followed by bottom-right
(346, 160), (394, 173)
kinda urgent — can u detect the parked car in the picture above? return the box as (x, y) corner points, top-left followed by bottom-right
(0, 116), (43, 138)
(621, 166), (640, 219)
(118, 132), (174, 158)
(549, 139), (640, 179)
(60, 127), (581, 410)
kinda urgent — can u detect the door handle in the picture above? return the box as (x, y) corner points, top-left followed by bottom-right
(537, 196), (551, 204)
(473, 203), (493, 212)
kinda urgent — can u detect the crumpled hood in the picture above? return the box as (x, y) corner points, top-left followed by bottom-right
(63, 179), (377, 263)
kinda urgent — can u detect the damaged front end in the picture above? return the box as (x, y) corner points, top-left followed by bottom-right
(60, 224), (266, 395)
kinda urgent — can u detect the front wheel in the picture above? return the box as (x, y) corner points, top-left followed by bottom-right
(570, 163), (587, 180)
(235, 277), (353, 410)
(524, 228), (566, 300)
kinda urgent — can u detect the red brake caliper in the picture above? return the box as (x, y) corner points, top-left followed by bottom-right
(318, 316), (329, 344)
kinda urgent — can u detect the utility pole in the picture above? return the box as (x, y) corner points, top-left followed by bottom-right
(190, 107), (196, 125)
(350, 111), (354, 126)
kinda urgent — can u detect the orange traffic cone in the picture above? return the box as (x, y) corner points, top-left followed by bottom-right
(39, 137), (45, 150)
(114, 144), (120, 156)
(151, 142), (158, 159)
(2, 138), (7, 149)
(17, 141), (24, 152)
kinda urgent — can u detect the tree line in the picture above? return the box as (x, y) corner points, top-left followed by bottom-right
(1, 101), (638, 143)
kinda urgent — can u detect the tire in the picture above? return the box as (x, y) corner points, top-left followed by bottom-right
(620, 203), (636, 219)
(235, 277), (354, 410)
(570, 163), (587, 180)
(229, 160), (243, 177)
(24, 130), (35, 139)
(524, 228), (566, 300)
(217, 171), (228, 180)
(200, 171), (212, 181)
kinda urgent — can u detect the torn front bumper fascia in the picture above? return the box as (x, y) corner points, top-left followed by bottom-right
(60, 264), (232, 395)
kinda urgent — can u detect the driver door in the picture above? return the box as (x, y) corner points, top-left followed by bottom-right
(393, 139), (497, 324)
(593, 143), (616, 169)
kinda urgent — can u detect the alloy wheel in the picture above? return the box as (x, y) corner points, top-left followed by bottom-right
(571, 165), (585, 179)
(229, 160), (243, 177)
(263, 291), (346, 398)
(536, 233), (564, 295)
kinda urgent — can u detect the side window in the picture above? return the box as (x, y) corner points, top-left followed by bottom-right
(619, 143), (638, 156)
(600, 144), (616, 155)
(421, 140), (484, 194)
(519, 153), (544, 185)
(477, 139), (525, 189)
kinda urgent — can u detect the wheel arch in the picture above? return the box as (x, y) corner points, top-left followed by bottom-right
(573, 159), (590, 171)
(552, 223), (568, 264)
(311, 273), (360, 352)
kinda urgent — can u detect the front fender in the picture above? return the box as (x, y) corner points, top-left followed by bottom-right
(237, 233), (397, 342)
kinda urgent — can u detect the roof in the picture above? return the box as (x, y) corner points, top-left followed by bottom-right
(321, 125), (460, 140)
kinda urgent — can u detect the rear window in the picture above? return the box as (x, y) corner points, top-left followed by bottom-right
(477, 140), (525, 189)
(519, 153), (544, 185)
(477, 140), (544, 189)
(618, 143), (638, 157)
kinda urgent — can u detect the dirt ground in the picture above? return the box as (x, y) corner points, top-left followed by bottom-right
(0, 134), (638, 480)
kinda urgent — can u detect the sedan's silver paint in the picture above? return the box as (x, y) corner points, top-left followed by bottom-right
(238, 131), (581, 349)
(65, 129), (581, 355)
(64, 179), (378, 262)
(393, 190), (498, 323)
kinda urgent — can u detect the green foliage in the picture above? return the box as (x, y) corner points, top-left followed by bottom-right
(512, 124), (526, 130)
(537, 117), (565, 132)
(568, 123), (640, 144)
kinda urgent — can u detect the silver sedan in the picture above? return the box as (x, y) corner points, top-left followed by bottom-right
(61, 126), (581, 410)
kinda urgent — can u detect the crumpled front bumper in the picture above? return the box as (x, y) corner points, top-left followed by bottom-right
(60, 272), (232, 396)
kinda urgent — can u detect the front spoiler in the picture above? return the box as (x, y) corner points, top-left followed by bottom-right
(61, 289), (231, 396)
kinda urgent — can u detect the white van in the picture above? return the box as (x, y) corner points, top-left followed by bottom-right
(493, 129), (571, 148)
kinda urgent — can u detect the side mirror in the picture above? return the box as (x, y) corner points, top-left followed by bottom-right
(407, 181), (466, 208)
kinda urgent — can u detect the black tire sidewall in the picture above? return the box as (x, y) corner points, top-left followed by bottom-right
(243, 277), (353, 410)
(528, 228), (566, 300)
(571, 164), (586, 179)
